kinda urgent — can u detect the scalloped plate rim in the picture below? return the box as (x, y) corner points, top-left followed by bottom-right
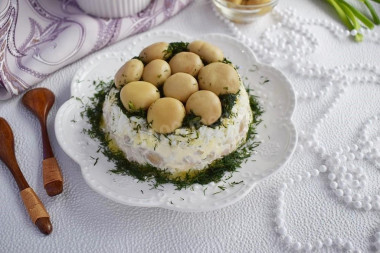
(55, 30), (297, 212)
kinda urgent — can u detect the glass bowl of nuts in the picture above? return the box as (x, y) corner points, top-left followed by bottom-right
(212, 0), (279, 23)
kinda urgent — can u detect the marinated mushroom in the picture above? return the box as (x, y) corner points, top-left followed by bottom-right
(142, 59), (171, 87)
(185, 90), (222, 126)
(188, 40), (224, 63)
(198, 62), (240, 95)
(169, 52), (204, 77)
(147, 97), (186, 134)
(120, 81), (160, 111)
(114, 59), (144, 89)
(139, 42), (169, 64)
(163, 73), (199, 103)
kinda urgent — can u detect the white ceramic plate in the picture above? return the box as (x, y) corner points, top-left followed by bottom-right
(55, 30), (297, 212)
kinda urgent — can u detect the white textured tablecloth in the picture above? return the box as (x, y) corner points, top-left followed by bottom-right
(1, 0), (380, 252)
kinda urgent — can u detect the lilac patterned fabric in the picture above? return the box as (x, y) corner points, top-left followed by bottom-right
(0, 0), (193, 100)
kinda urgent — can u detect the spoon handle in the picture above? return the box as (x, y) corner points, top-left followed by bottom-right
(40, 122), (63, 197)
(41, 122), (54, 159)
(0, 118), (52, 235)
(20, 187), (53, 235)
(0, 118), (29, 190)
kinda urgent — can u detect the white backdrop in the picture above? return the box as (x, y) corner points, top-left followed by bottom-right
(1, 0), (380, 252)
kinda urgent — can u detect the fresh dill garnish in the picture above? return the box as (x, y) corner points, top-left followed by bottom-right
(164, 42), (189, 60)
(219, 92), (239, 118)
(229, 181), (243, 186)
(82, 72), (263, 190)
(203, 187), (208, 196)
(212, 185), (227, 195)
(221, 58), (232, 64)
(75, 97), (83, 102)
(224, 173), (233, 181)
(141, 190), (144, 194)
(221, 58), (240, 70)
(218, 185), (226, 191)
(182, 112), (202, 129)
(260, 77), (270, 85)
(132, 56), (143, 61)
(162, 134), (172, 146)
(133, 124), (141, 133)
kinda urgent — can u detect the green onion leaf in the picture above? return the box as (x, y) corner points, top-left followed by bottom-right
(338, 0), (375, 29)
(363, 0), (380, 24)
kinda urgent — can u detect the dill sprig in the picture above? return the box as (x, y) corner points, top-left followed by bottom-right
(221, 58), (232, 65)
(219, 92), (239, 118)
(182, 112), (202, 129)
(164, 42), (189, 61)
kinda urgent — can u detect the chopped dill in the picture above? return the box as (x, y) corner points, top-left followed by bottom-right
(182, 112), (202, 129)
(212, 185), (227, 195)
(133, 124), (141, 133)
(132, 56), (143, 61)
(203, 187), (208, 196)
(74, 97), (83, 103)
(141, 190), (144, 194)
(259, 76), (270, 85)
(162, 134), (172, 146)
(221, 58), (232, 64)
(218, 185), (226, 191)
(219, 92), (239, 118)
(164, 42), (189, 60)
(224, 173), (233, 181)
(229, 181), (243, 186)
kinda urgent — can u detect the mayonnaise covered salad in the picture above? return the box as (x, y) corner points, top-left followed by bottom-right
(82, 40), (263, 189)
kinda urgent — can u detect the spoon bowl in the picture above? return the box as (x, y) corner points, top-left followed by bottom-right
(22, 88), (55, 124)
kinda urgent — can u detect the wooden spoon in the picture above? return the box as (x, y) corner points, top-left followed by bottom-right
(0, 118), (52, 235)
(22, 88), (63, 196)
